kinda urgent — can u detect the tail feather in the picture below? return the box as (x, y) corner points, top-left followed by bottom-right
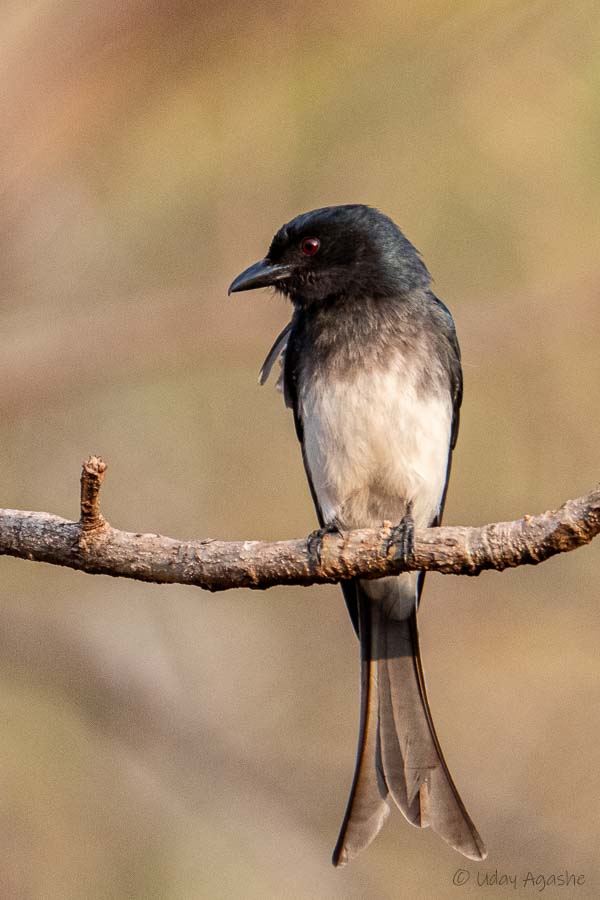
(408, 613), (487, 860)
(332, 576), (486, 866)
(378, 652), (422, 822)
(331, 585), (390, 867)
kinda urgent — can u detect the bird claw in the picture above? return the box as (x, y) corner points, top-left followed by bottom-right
(307, 521), (341, 567)
(386, 504), (415, 567)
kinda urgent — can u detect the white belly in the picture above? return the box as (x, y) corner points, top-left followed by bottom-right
(299, 365), (452, 529)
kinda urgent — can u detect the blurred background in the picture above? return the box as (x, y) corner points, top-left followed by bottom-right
(1, 2), (599, 898)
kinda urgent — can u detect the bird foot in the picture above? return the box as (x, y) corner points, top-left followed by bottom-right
(386, 504), (415, 567)
(307, 521), (341, 568)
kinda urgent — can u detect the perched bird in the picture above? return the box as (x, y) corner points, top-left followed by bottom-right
(229, 205), (486, 865)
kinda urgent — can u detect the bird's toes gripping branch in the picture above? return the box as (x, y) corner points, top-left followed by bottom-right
(306, 520), (342, 568)
(386, 502), (415, 569)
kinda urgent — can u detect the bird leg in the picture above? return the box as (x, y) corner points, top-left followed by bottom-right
(307, 520), (342, 568)
(386, 502), (415, 568)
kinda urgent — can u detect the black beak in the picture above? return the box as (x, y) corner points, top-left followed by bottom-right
(228, 258), (292, 295)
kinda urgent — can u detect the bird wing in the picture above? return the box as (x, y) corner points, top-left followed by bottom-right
(282, 317), (326, 526)
(430, 293), (463, 531)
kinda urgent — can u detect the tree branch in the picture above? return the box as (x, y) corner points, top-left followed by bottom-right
(0, 457), (598, 592)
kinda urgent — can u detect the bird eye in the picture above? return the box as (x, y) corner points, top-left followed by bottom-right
(301, 237), (320, 256)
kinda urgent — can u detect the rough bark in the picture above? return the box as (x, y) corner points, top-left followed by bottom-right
(0, 457), (598, 592)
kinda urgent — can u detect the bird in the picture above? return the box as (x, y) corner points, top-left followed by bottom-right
(229, 204), (486, 866)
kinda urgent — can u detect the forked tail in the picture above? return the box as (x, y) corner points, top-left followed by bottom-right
(332, 576), (486, 866)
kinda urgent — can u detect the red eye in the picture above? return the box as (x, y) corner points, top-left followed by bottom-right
(301, 236), (320, 256)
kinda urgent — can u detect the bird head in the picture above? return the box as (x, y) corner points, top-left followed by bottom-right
(228, 204), (430, 305)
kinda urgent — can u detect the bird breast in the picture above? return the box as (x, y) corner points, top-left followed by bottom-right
(299, 361), (452, 530)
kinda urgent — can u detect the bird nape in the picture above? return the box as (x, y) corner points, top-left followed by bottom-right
(229, 204), (486, 865)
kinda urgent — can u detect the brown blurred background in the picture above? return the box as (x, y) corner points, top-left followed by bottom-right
(1, 2), (599, 898)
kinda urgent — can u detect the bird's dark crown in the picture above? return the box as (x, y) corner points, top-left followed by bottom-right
(268, 204), (431, 304)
